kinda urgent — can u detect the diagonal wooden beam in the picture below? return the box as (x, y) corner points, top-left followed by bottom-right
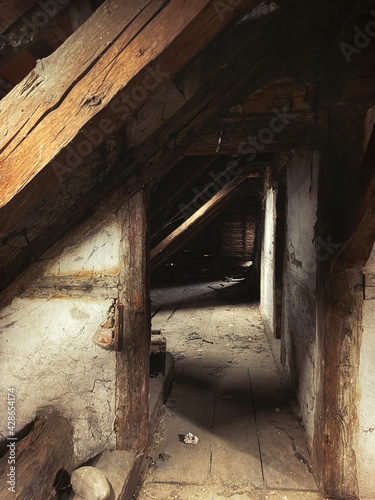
(0, 9), (303, 294)
(150, 164), (257, 271)
(157, 168), (264, 236)
(0, 0), (257, 211)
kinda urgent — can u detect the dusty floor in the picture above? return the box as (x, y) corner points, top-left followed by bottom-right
(135, 278), (326, 500)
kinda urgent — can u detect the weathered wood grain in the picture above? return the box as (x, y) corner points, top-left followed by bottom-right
(116, 189), (150, 450)
(313, 107), (375, 498)
(0, 0), (257, 215)
(0, 414), (74, 500)
(19, 274), (119, 299)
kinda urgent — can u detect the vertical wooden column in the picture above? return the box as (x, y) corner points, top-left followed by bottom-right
(313, 107), (375, 498)
(116, 189), (150, 450)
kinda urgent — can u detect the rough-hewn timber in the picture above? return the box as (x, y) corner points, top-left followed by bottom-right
(313, 108), (375, 498)
(19, 274), (119, 299)
(115, 189), (150, 450)
(0, 414), (74, 500)
(0, 0), (257, 225)
(0, 9), (301, 295)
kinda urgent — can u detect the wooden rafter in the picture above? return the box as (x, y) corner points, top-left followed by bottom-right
(0, 0), (257, 211)
(187, 110), (328, 155)
(0, 8), (303, 293)
(150, 164), (259, 271)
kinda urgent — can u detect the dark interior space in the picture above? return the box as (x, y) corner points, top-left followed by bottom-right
(0, 1), (375, 499)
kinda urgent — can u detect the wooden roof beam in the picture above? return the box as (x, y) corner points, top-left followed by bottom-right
(150, 164), (261, 271)
(0, 8), (302, 293)
(155, 167), (265, 236)
(187, 109), (328, 155)
(0, 0), (258, 211)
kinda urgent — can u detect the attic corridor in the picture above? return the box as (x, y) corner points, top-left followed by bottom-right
(135, 279), (321, 500)
(1, 1), (375, 498)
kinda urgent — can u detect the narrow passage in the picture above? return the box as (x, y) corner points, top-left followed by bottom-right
(137, 280), (324, 500)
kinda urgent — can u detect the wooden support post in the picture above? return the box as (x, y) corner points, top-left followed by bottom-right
(313, 110), (375, 498)
(115, 189), (150, 450)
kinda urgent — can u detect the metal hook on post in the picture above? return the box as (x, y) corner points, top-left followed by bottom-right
(114, 303), (124, 351)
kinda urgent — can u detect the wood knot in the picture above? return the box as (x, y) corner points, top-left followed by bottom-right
(136, 48), (146, 58)
(85, 95), (102, 107)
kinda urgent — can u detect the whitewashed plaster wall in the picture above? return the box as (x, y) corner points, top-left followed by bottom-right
(282, 150), (319, 449)
(354, 243), (375, 499)
(260, 173), (276, 334)
(0, 215), (120, 465)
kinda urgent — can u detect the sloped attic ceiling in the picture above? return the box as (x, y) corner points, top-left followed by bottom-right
(0, 0), (373, 301)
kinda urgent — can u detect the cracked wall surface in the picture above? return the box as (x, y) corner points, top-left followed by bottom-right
(0, 215), (120, 465)
(282, 150), (319, 450)
(44, 215), (120, 278)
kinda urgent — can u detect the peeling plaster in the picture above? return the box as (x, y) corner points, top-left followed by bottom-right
(0, 297), (116, 463)
(283, 151), (319, 449)
(0, 216), (121, 465)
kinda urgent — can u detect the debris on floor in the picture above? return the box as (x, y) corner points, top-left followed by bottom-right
(183, 433), (199, 445)
(136, 280), (323, 500)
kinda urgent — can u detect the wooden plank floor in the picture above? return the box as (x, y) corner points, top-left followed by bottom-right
(137, 280), (326, 500)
